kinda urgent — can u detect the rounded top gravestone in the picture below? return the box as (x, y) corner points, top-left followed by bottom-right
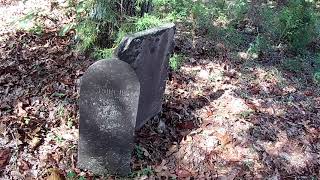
(78, 59), (140, 176)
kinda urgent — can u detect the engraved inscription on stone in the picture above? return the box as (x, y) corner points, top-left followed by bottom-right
(78, 59), (140, 175)
(116, 23), (176, 129)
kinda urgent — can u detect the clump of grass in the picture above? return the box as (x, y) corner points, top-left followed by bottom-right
(169, 54), (184, 71)
(91, 48), (115, 59)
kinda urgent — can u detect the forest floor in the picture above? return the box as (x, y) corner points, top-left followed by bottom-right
(1, 1), (320, 180)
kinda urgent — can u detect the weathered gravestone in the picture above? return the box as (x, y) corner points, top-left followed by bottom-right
(78, 24), (175, 176)
(78, 59), (140, 175)
(116, 23), (176, 129)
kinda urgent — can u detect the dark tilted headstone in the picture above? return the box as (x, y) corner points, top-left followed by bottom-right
(78, 59), (140, 175)
(116, 23), (175, 129)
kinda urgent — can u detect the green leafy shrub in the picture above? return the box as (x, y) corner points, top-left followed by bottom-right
(72, 0), (118, 51)
(75, 19), (98, 51)
(258, 4), (279, 39)
(69, 0), (172, 58)
(282, 57), (304, 73)
(225, 0), (249, 25)
(277, 0), (317, 52)
(247, 35), (271, 56)
(222, 27), (245, 49)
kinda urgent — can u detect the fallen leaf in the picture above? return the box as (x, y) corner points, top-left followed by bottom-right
(28, 137), (41, 149)
(176, 168), (192, 178)
(245, 100), (258, 112)
(0, 148), (11, 169)
(17, 102), (27, 117)
(206, 107), (214, 117)
(249, 85), (260, 95)
(177, 121), (196, 130)
(19, 160), (30, 172)
(218, 133), (233, 146)
(304, 90), (313, 96)
(0, 123), (6, 134)
(47, 168), (63, 180)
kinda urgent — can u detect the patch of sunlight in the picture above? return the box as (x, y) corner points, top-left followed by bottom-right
(259, 131), (314, 170)
(228, 97), (249, 114)
(0, 0), (51, 34)
(198, 69), (210, 80)
(203, 136), (219, 149)
(248, 66), (288, 91)
(213, 89), (251, 117)
(280, 151), (313, 169)
(263, 99), (287, 116)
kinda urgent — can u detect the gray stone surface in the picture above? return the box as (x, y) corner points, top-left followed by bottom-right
(78, 59), (140, 176)
(116, 23), (175, 129)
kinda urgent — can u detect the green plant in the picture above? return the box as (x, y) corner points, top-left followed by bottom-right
(129, 167), (154, 178)
(226, 0), (249, 25)
(17, 10), (45, 34)
(67, 117), (74, 128)
(78, 176), (86, 180)
(135, 145), (144, 159)
(222, 27), (245, 49)
(247, 35), (261, 54)
(277, 0), (317, 52)
(282, 57), (304, 73)
(134, 14), (170, 31)
(114, 14), (172, 44)
(66, 171), (76, 180)
(239, 110), (253, 119)
(17, 11), (36, 30)
(75, 19), (99, 51)
(169, 54), (184, 71)
(259, 3), (283, 37)
(247, 34), (271, 58)
(71, 0), (174, 58)
(59, 23), (76, 36)
(92, 48), (114, 59)
(51, 92), (66, 98)
(54, 135), (65, 144)
(29, 24), (44, 35)
(57, 105), (65, 118)
(314, 71), (320, 84)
